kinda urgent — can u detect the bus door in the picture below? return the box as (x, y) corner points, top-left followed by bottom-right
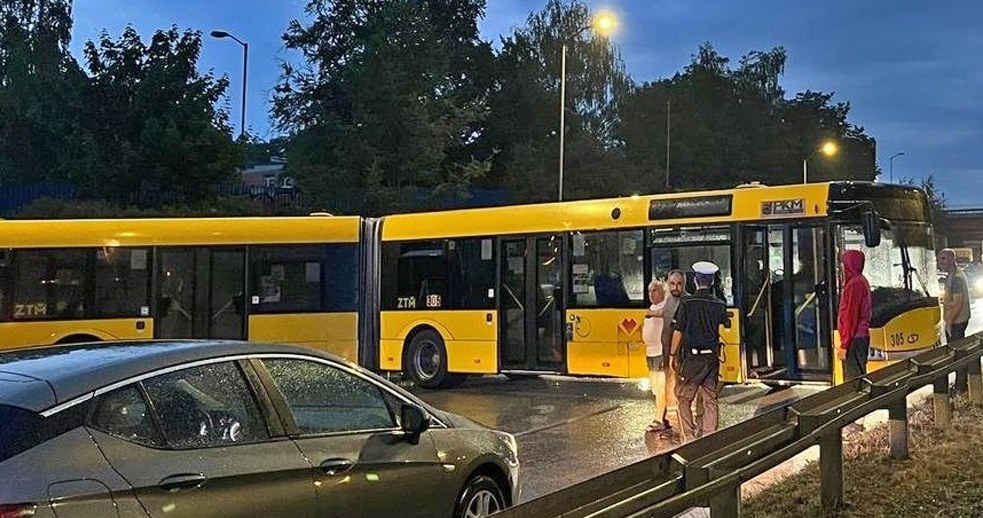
(742, 225), (831, 382)
(499, 236), (566, 372)
(156, 247), (246, 340)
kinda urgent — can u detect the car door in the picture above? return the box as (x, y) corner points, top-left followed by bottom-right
(254, 357), (456, 518)
(88, 360), (319, 518)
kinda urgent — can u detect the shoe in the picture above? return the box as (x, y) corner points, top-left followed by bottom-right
(658, 429), (679, 441)
(646, 421), (668, 433)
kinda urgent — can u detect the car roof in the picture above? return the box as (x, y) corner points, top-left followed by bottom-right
(0, 340), (342, 413)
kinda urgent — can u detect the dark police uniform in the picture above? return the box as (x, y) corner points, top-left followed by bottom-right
(672, 286), (730, 440)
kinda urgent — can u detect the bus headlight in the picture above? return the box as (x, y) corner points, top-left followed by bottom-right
(867, 347), (888, 361)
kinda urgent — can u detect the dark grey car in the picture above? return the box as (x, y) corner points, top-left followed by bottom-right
(0, 341), (519, 518)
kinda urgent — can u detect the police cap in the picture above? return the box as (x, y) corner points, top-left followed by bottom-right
(692, 261), (719, 275)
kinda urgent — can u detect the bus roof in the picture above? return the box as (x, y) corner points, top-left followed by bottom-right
(0, 215), (361, 248)
(382, 182), (837, 241)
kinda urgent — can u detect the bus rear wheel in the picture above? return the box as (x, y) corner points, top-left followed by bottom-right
(405, 330), (464, 389)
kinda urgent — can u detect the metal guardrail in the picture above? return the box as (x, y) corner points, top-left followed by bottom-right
(497, 332), (983, 517)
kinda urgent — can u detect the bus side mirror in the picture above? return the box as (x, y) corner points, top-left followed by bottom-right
(862, 209), (881, 248)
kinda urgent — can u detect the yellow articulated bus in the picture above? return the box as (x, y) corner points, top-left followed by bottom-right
(367, 182), (942, 387)
(0, 216), (362, 359)
(0, 182), (942, 389)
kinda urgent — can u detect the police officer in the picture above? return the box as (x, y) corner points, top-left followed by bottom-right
(671, 261), (731, 441)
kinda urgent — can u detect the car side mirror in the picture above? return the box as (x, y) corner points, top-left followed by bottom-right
(861, 209), (881, 248)
(400, 404), (430, 444)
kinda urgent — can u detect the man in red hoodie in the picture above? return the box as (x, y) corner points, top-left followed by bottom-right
(837, 250), (872, 380)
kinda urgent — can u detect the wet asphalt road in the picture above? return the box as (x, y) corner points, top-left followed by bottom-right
(412, 375), (821, 502)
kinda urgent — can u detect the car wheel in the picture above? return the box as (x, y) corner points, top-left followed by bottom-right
(454, 475), (506, 518)
(406, 330), (451, 389)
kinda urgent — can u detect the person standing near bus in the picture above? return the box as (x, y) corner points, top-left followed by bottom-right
(671, 262), (730, 441)
(836, 250), (871, 381)
(643, 280), (668, 434)
(660, 269), (687, 436)
(939, 248), (971, 393)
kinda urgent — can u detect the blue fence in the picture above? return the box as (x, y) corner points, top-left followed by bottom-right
(0, 183), (76, 216)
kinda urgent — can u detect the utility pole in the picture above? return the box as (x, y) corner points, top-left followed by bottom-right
(665, 97), (671, 190)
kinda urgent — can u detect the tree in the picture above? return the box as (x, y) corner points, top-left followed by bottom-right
(483, 0), (634, 202)
(0, 0), (85, 184)
(78, 26), (240, 203)
(273, 0), (495, 215)
(616, 44), (877, 192)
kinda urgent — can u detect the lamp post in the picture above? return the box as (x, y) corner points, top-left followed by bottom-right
(558, 11), (617, 201)
(889, 152), (905, 183)
(210, 30), (248, 139)
(802, 140), (839, 184)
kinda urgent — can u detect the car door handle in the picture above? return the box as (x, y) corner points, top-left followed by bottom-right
(320, 458), (355, 476)
(159, 473), (207, 492)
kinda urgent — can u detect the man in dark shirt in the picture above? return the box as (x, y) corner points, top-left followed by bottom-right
(671, 261), (731, 441)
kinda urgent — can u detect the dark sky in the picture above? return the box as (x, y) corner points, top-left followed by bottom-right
(71, 0), (982, 205)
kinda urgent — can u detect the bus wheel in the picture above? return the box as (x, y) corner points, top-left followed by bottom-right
(406, 330), (458, 389)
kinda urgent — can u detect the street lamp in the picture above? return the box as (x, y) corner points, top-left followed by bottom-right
(802, 140), (839, 183)
(210, 30), (248, 139)
(558, 11), (618, 201)
(889, 152), (905, 183)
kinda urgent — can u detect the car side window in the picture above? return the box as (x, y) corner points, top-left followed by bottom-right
(142, 361), (269, 449)
(90, 386), (163, 448)
(261, 359), (397, 435)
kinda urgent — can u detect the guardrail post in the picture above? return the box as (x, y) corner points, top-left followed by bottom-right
(709, 481), (740, 517)
(888, 398), (909, 460)
(967, 356), (983, 406)
(933, 376), (952, 428)
(820, 431), (843, 511)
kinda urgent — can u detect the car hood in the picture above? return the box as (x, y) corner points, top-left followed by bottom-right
(434, 409), (488, 430)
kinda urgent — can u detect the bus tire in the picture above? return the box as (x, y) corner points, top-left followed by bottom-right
(405, 330), (456, 389)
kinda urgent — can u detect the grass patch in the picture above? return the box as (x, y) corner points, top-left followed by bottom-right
(743, 396), (983, 518)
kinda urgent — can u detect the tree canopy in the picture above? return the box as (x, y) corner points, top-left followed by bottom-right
(1, 0), (906, 218)
(1, 1), (239, 207)
(274, 0), (879, 213)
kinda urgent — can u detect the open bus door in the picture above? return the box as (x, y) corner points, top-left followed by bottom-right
(499, 236), (566, 373)
(741, 224), (833, 383)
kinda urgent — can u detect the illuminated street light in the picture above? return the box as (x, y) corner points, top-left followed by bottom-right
(592, 11), (618, 36)
(559, 11), (619, 201)
(803, 140), (839, 183)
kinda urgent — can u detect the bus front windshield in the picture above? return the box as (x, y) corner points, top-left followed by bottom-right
(839, 223), (939, 321)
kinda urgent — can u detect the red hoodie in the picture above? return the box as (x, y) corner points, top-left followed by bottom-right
(837, 250), (871, 349)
